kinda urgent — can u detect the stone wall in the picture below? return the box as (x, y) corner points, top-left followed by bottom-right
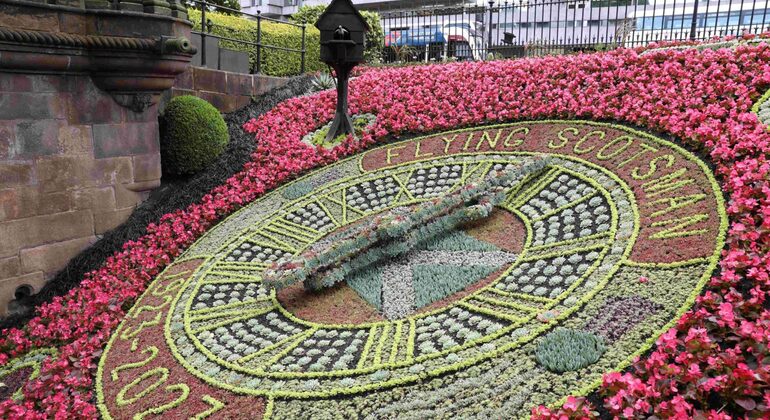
(0, 73), (161, 315)
(167, 67), (292, 113)
(0, 67), (293, 316)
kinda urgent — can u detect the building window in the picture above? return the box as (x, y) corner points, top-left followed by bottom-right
(567, 1), (585, 9)
(591, 0), (648, 7)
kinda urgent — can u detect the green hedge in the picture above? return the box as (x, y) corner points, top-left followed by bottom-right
(189, 9), (324, 76)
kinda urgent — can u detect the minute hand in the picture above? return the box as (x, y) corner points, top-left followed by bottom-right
(262, 157), (551, 291)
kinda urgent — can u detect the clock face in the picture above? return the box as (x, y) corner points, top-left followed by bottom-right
(168, 153), (626, 394)
(97, 121), (726, 418)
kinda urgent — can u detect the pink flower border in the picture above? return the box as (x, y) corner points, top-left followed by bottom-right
(2, 43), (770, 418)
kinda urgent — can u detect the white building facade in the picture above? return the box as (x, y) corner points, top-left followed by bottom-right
(238, 0), (477, 20)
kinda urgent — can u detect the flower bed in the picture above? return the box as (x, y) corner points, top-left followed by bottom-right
(1, 42), (770, 418)
(93, 121), (728, 417)
(636, 32), (770, 55)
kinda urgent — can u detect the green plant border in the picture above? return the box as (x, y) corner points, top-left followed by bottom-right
(750, 87), (770, 116)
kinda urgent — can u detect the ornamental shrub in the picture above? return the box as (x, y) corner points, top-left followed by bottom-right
(188, 9), (324, 76)
(160, 95), (229, 175)
(535, 328), (605, 373)
(360, 11), (385, 64)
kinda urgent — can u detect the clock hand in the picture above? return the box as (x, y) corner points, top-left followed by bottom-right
(262, 157), (552, 291)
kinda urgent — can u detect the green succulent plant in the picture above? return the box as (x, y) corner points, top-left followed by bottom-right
(535, 328), (606, 373)
(310, 72), (336, 92)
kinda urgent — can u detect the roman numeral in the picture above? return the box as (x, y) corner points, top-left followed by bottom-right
(263, 218), (318, 244)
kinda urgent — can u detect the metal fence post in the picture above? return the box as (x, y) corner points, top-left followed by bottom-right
(487, 1), (494, 58)
(301, 21), (306, 73)
(689, 0), (700, 40)
(256, 10), (262, 74)
(200, 0), (207, 67)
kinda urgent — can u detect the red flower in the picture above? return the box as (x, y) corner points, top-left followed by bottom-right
(4, 39), (770, 418)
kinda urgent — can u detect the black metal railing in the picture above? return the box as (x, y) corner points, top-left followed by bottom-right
(379, 0), (770, 62)
(191, 0), (306, 74)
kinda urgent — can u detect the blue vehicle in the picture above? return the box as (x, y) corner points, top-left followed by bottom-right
(384, 22), (482, 62)
(384, 26), (446, 47)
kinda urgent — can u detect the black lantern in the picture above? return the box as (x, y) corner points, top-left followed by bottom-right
(315, 0), (370, 143)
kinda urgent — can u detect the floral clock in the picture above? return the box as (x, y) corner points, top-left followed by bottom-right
(96, 120), (726, 418)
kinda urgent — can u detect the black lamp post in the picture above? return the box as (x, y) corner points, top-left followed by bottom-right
(315, 0), (370, 143)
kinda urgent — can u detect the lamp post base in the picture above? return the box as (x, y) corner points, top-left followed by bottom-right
(324, 63), (356, 144)
(325, 111), (357, 143)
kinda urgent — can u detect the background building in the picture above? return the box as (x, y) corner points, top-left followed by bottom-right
(238, 0), (770, 57)
(239, 0), (480, 20)
(239, 0), (326, 20)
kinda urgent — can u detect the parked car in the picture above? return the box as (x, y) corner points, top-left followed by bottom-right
(443, 22), (483, 60)
(383, 21), (483, 62)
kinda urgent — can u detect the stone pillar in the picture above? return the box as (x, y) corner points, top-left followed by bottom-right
(0, 0), (195, 315)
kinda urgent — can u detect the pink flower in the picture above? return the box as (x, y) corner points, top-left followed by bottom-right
(717, 302), (736, 328)
(3, 39), (770, 418)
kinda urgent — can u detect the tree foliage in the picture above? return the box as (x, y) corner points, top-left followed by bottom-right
(185, 0), (240, 16)
(288, 4), (326, 25)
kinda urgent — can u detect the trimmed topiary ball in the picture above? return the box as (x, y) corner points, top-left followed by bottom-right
(160, 95), (229, 175)
(535, 328), (605, 373)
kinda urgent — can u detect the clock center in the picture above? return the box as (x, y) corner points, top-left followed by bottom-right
(276, 208), (527, 323)
(266, 162), (548, 323)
